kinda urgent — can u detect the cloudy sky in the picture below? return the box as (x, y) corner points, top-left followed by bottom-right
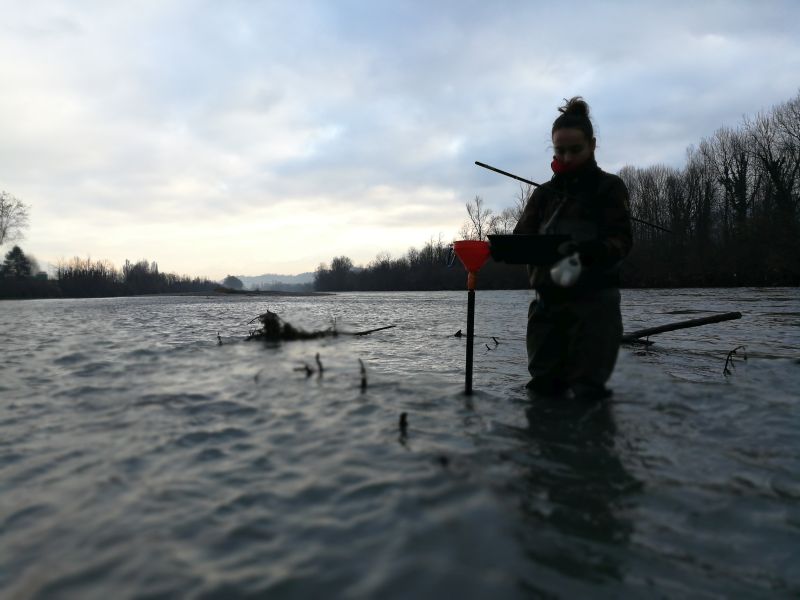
(1, 1), (799, 278)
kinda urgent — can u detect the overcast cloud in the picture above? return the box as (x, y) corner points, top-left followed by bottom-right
(1, 0), (798, 278)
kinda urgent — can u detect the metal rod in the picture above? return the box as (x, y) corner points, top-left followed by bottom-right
(474, 160), (672, 233)
(465, 288), (475, 395)
(475, 161), (539, 188)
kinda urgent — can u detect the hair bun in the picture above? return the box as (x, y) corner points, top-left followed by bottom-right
(558, 96), (590, 117)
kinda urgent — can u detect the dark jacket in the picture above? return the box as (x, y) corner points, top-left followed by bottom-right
(513, 158), (632, 293)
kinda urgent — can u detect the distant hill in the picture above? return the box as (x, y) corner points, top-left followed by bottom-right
(237, 272), (314, 290)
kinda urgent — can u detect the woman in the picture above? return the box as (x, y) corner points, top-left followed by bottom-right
(513, 97), (632, 400)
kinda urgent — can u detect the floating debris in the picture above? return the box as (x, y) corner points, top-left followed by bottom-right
(245, 310), (395, 342)
(454, 329), (463, 338)
(293, 364), (314, 377)
(246, 310), (336, 342)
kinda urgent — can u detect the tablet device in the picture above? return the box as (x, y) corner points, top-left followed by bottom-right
(488, 234), (570, 265)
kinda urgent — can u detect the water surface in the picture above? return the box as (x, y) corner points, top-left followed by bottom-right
(1, 288), (798, 598)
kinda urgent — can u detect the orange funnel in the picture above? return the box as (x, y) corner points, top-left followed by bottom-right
(453, 240), (490, 273)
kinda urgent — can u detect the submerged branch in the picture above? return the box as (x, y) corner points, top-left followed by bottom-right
(246, 310), (336, 341)
(352, 325), (397, 336)
(245, 310), (395, 342)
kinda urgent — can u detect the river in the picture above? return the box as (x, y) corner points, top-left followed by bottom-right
(1, 288), (798, 598)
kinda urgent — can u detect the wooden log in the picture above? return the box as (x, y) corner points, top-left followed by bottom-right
(351, 325), (397, 336)
(622, 311), (742, 343)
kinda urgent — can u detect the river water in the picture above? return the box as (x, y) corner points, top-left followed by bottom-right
(1, 288), (798, 598)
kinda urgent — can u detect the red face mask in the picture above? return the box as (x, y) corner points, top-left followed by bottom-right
(551, 157), (582, 175)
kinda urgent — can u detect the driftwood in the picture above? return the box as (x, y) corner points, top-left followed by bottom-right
(246, 310), (335, 341)
(246, 310), (395, 342)
(353, 325), (397, 336)
(622, 311), (742, 343)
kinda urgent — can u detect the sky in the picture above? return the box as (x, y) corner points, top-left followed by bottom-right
(1, 0), (799, 279)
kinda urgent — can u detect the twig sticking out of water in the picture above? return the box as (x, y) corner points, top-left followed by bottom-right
(485, 344), (492, 351)
(399, 412), (408, 437)
(492, 336), (500, 345)
(633, 336), (653, 356)
(217, 332), (223, 346)
(359, 359), (367, 392)
(723, 345), (747, 376)
(315, 353), (324, 376)
(454, 329), (463, 337)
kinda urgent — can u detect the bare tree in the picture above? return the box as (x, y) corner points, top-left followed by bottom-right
(0, 192), (30, 246)
(745, 109), (798, 219)
(491, 183), (531, 234)
(704, 127), (759, 237)
(459, 195), (498, 240)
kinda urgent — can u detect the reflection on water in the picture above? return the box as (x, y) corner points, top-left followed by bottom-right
(505, 397), (641, 595)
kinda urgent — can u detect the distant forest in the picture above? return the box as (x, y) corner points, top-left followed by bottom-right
(0, 252), (217, 299)
(315, 91), (800, 291)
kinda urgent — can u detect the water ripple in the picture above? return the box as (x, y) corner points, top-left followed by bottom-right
(0, 289), (797, 598)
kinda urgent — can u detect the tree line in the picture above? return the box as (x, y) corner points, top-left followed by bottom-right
(620, 91), (799, 286)
(314, 236), (528, 292)
(0, 247), (218, 299)
(1, 193), (221, 299)
(315, 91), (800, 291)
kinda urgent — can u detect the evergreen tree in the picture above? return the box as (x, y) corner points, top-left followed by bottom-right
(222, 275), (244, 289)
(2, 245), (32, 278)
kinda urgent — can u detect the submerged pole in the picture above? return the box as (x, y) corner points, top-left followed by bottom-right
(465, 282), (476, 395)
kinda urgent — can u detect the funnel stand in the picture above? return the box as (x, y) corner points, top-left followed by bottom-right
(465, 289), (475, 395)
(452, 240), (490, 396)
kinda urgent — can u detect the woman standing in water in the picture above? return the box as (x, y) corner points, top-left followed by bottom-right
(513, 97), (632, 400)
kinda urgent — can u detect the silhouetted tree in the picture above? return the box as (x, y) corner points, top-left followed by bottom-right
(49, 256), (218, 297)
(459, 195), (498, 240)
(1, 245), (32, 278)
(618, 89), (800, 286)
(222, 275), (244, 289)
(0, 192), (29, 246)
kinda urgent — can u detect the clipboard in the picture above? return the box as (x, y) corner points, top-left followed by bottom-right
(487, 234), (570, 265)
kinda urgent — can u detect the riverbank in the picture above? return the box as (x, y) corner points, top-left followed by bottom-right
(205, 288), (331, 297)
(0, 285), (332, 300)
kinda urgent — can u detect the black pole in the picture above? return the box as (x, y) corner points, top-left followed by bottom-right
(465, 289), (475, 395)
(475, 161), (537, 188)
(474, 160), (672, 233)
